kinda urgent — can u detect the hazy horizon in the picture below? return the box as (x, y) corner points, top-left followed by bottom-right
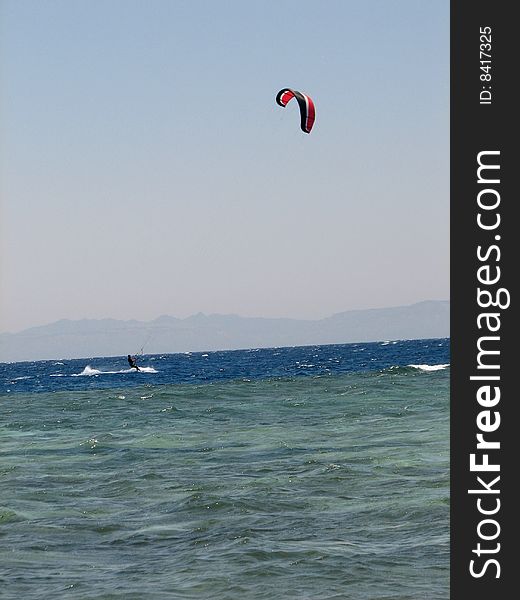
(1, 298), (449, 336)
(0, 299), (450, 362)
(1, 1), (449, 333)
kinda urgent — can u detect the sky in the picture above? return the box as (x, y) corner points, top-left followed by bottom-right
(0, 0), (449, 334)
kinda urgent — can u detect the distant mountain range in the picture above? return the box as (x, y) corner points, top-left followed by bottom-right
(0, 300), (449, 363)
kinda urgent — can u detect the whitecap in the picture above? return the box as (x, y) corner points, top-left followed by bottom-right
(408, 364), (450, 372)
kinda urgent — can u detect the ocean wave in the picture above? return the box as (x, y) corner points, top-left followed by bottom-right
(379, 363), (450, 375)
(408, 364), (450, 372)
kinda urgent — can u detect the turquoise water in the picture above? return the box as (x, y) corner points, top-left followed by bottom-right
(1, 343), (449, 599)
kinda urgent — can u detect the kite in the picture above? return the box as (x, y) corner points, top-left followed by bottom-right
(276, 88), (315, 134)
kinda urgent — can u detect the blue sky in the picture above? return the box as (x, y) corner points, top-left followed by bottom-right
(0, 0), (449, 332)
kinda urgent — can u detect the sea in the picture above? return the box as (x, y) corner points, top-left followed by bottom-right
(0, 339), (450, 600)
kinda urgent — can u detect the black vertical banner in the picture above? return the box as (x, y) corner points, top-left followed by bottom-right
(451, 1), (516, 598)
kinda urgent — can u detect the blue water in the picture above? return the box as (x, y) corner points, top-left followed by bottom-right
(1, 339), (449, 599)
(1, 339), (449, 395)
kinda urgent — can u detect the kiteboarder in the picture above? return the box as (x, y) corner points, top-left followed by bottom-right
(127, 355), (140, 371)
